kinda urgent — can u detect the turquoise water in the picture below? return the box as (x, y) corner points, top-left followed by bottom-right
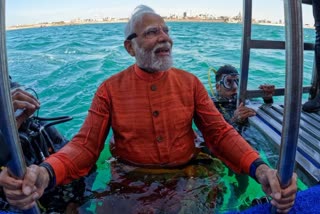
(7, 22), (315, 137)
(6, 22), (314, 213)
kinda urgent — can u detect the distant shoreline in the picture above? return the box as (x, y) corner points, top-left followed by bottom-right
(6, 20), (127, 31)
(6, 19), (314, 31)
(6, 19), (230, 31)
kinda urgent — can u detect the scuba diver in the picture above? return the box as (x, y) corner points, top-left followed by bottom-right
(204, 64), (276, 204)
(213, 64), (275, 131)
(0, 78), (85, 213)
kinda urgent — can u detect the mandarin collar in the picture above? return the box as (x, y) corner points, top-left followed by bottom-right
(134, 64), (168, 81)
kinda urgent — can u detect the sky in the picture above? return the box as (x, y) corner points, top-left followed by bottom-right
(6, 0), (315, 27)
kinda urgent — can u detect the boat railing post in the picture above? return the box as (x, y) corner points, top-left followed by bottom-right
(0, 0), (40, 213)
(239, 0), (252, 105)
(272, 0), (303, 212)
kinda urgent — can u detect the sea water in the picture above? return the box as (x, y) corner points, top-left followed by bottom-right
(6, 22), (314, 213)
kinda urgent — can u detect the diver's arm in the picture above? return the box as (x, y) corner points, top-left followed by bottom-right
(232, 102), (256, 123)
(259, 84), (275, 104)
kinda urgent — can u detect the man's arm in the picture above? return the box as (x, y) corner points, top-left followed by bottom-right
(194, 79), (260, 174)
(195, 79), (296, 213)
(43, 83), (111, 185)
(0, 165), (49, 210)
(255, 164), (297, 213)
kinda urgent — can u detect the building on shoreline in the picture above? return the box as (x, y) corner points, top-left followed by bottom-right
(6, 11), (313, 31)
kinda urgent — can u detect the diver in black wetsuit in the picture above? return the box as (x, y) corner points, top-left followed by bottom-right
(213, 64), (274, 132)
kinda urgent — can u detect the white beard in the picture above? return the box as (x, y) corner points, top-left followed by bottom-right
(132, 41), (173, 72)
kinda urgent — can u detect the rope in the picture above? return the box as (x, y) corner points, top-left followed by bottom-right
(207, 67), (217, 97)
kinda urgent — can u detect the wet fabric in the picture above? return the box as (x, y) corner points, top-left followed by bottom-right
(77, 152), (228, 214)
(45, 64), (260, 185)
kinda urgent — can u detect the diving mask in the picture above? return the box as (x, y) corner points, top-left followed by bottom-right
(220, 74), (239, 90)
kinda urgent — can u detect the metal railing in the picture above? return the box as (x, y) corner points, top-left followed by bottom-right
(0, 0), (40, 213)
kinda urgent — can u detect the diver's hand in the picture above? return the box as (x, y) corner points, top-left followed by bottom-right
(11, 88), (40, 128)
(0, 165), (49, 210)
(259, 84), (275, 100)
(232, 102), (256, 123)
(255, 164), (297, 213)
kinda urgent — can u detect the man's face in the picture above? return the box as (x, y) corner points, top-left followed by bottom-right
(130, 14), (173, 72)
(216, 74), (239, 99)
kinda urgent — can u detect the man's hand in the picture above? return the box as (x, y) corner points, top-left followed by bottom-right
(255, 164), (297, 213)
(0, 165), (49, 210)
(232, 102), (256, 123)
(11, 88), (40, 128)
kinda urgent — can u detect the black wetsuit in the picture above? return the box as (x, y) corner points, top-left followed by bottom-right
(212, 96), (248, 134)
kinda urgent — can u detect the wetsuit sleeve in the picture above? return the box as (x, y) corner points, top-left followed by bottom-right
(263, 97), (274, 104)
(44, 83), (111, 185)
(193, 78), (260, 174)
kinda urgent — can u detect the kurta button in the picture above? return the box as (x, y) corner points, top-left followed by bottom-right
(156, 136), (163, 142)
(151, 85), (157, 91)
(153, 110), (159, 117)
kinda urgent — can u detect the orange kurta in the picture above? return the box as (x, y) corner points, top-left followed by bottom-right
(45, 64), (260, 185)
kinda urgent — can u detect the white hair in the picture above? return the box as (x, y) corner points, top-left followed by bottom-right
(124, 5), (158, 39)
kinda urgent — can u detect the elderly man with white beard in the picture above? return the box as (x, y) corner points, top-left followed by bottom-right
(0, 5), (297, 213)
